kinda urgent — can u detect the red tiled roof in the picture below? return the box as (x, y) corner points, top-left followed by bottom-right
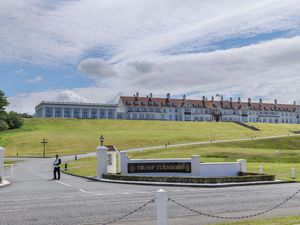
(120, 96), (297, 112)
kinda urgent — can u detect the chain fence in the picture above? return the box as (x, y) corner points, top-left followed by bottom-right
(83, 198), (155, 225)
(168, 186), (300, 220)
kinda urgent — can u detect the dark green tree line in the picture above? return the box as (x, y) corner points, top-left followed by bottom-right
(0, 90), (24, 131)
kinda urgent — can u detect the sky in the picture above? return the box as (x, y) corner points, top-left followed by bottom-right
(1, 0), (300, 114)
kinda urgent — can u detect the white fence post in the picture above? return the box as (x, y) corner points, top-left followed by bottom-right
(291, 167), (295, 179)
(259, 165), (263, 174)
(156, 189), (167, 225)
(0, 147), (4, 183)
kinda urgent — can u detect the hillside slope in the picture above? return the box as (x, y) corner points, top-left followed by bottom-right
(0, 118), (299, 156)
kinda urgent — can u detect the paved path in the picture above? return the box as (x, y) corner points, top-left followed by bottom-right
(2, 157), (300, 225)
(68, 133), (300, 160)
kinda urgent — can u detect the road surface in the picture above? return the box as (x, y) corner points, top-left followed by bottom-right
(1, 157), (300, 225)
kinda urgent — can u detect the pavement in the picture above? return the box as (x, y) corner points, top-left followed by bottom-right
(1, 157), (300, 225)
(0, 179), (10, 187)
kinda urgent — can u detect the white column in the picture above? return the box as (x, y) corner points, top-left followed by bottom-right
(42, 107), (46, 118)
(119, 151), (129, 175)
(96, 146), (108, 179)
(105, 109), (108, 119)
(0, 147), (4, 183)
(156, 189), (167, 225)
(237, 159), (246, 173)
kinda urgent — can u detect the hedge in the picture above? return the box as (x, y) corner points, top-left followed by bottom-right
(103, 172), (275, 184)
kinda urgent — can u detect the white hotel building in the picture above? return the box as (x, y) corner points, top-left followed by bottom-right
(35, 93), (300, 124)
(35, 101), (117, 119)
(116, 93), (300, 124)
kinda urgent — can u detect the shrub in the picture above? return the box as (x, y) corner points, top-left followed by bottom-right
(5, 112), (24, 129)
(0, 119), (9, 131)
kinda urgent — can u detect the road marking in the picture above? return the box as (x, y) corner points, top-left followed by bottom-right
(0, 209), (28, 214)
(55, 181), (71, 187)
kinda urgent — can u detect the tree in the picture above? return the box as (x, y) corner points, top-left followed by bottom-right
(0, 90), (24, 131)
(0, 120), (8, 131)
(5, 111), (24, 129)
(0, 90), (9, 113)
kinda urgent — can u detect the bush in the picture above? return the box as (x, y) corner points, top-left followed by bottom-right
(103, 173), (275, 183)
(0, 120), (9, 131)
(5, 112), (24, 129)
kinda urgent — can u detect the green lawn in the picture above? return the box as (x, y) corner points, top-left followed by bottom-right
(213, 215), (300, 225)
(66, 136), (300, 180)
(1, 118), (299, 157)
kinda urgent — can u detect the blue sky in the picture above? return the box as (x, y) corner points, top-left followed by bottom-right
(1, 0), (300, 113)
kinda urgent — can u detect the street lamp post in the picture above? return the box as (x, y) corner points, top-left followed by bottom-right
(41, 138), (48, 157)
(99, 135), (104, 146)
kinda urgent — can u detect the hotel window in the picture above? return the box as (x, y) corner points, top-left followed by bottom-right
(82, 109), (89, 118)
(73, 108), (80, 118)
(139, 114), (144, 119)
(45, 107), (53, 118)
(132, 113), (137, 119)
(64, 108), (71, 118)
(161, 114), (165, 120)
(55, 107), (62, 118)
(91, 109), (97, 119)
(108, 109), (114, 119)
(145, 114), (150, 119)
(99, 109), (106, 119)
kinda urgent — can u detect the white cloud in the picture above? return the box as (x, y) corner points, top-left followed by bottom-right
(26, 76), (43, 84)
(1, 0), (299, 65)
(2, 0), (300, 112)
(78, 58), (117, 79)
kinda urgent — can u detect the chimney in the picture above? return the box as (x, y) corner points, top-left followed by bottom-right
(149, 93), (153, 98)
(294, 100), (296, 106)
(166, 93), (170, 100)
(259, 98), (262, 104)
(230, 97), (232, 103)
(238, 97), (241, 104)
(202, 96), (205, 101)
(211, 96), (214, 102)
(136, 92), (139, 98)
(274, 99), (277, 105)
(248, 98), (251, 104)
(183, 94), (186, 101)
(221, 96), (224, 101)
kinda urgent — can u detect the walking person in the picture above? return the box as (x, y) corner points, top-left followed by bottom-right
(53, 154), (61, 180)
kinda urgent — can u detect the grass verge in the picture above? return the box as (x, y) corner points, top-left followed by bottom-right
(213, 215), (300, 225)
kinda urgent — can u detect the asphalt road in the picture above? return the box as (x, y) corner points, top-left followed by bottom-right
(1, 157), (300, 225)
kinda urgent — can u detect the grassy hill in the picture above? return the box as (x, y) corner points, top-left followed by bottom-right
(0, 118), (300, 157)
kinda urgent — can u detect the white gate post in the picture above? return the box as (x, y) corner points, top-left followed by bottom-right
(291, 167), (295, 179)
(156, 189), (168, 225)
(0, 147), (4, 183)
(96, 146), (108, 179)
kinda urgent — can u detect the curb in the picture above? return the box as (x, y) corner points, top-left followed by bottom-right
(61, 171), (294, 188)
(0, 180), (11, 188)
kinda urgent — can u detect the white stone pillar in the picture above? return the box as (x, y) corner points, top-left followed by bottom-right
(0, 147), (4, 183)
(119, 151), (129, 175)
(156, 189), (168, 225)
(96, 146), (108, 179)
(237, 159), (246, 173)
